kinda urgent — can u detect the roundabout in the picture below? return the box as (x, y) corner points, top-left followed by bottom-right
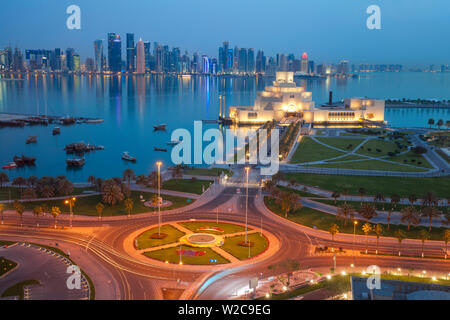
(180, 233), (224, 247)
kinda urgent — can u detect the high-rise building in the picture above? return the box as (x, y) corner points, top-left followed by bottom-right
(143, 42), (150, 71)
(202, 55), (209, 74)
(218, 41), (230, 73)
(255, 50), (265, 74)
(135, 38), (145, 74)
(238, 48), (247, 73)
(126, 33), (135, 72)
(93, 39), (104, 72)
(337, 59), (349, 74)
(308, 60), (315, 74)
(108, 33), (122, 73)
(73, 54), (80, 71)
(66, 48), (76, 71)
(301, 52), (308, 73)
(247, 48), (255, 73)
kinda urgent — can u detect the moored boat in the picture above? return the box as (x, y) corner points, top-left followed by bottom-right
(2, 162), (17, 169)
(122, 152), (136, 162)
(52, 127), (61, 135)
(166, 140), (181, 146)
(153, 124), (167, 131)
(26, 136), (37, 144)
(154, 147), (168, 152)
(66, 158), (85, 167)
(13, 155), (36, 166)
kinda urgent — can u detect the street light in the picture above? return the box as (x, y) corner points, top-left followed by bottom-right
(156, 161), (162, 236)
(64, 197), (76, 228)
(353, 220), (358, 262)
(244, 166), (250, 244)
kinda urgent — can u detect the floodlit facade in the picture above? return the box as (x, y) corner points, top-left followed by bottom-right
(228, 71), (385, 125)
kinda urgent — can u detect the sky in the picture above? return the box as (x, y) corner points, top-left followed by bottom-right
(0, 0), (449, 66)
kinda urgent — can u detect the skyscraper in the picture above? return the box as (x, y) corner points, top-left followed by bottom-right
(135, 38), (145, 74)
(238, 48), (247, 73)
(93, 39), (104, 72)
(108, 33), (122, 73)
(301, 52), (308, 73)
(143, 42), (150, 71)
(66, 48), (75, 71)
(126, 33), (135, 72)
(247, 48), (255, 73)
(256, 50), (265, 74)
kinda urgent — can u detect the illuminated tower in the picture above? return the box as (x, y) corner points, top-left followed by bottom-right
(301, 52), (308, 74)
(136, 38), (145, 74)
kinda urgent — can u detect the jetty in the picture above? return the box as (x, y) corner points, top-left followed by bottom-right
(0, 113), (104, 128)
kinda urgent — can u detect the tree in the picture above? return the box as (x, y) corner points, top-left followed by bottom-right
(33, 206), (42, 227)
(422, 192), (437, 207)
(136, 174), (148, 186)
(331, 191), (341, 204)
(362, 223), (372, 254)
(263, 180), (276, 195)
(22, 187), (37, 200)
(267, 259), (300, 286)
(336, 203), (355, 226)
(51, 206), (61, 229)
(408, 194), (417, 205)
(171, 165), (183, 182)
(374, 224), (383, 254)
(12, 177), (27, 196)
(437, 119), (444, 130)
(443, 230), (450, 259)
(400, 206), (420, 230)
(358, 188), (366, 205)
(56, 178), (74, 196)
(328, 224), (339, 250)
(122, 169), (136, 186)
(374, 193), (385, 210)
(421, 207), (441, 232)
(0, 203), (4, 225)
(359, 203), (378, 222)
(0, 172), (9, 188)
(428, 118), (434, 128)
(445, 120), (450, 130)
(271, 172), (285, 185)
(277, 192), (299, 218)
(124, 198), (134, 218)
(418, 230), (429, 258)
(96, 202), (105, 220)
(13, 200), (25, 227)
(395, 229), (407, 256)
(40, 185), (55, 199)
(148, 171), (158, 188)
(288, 178), (297, 188)
(88, 175), (96, 186)
(27, 176), (37, 188)
(102, 179), (124, 206)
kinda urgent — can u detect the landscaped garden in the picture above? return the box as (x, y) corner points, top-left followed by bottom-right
(290, 137), (345, 163)
(1, 280), (41, 300)
(144, 245), (230, 265)
(136, 224), (186, 250)
(0, 256), (17, 276)
(178, 221), (247, 235)
(162, 179), (212, 195)
(183, 167), (233, 177)
(221, 233), (269, 260)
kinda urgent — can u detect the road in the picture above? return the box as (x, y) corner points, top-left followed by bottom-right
(0, 166), (449, 300)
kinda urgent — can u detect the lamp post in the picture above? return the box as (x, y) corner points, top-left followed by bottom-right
(65, 197), (76, 228)
(245, 166), (250, 244)
(353, 220), (358, 263)
(156, 161), (162, 236)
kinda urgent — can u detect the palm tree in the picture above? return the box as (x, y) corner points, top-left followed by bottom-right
(358, 188), (366, 205)
(445, 120), (450, 130)
(408, 194), (417, 206)
(359, 203), (378, 222)
(422, 192), (437, 207)
(148, 171), (158, 188)
(27, 176), (37, 188)
(328, 223), (339, 250)
(51, 206), (61, 229)
(331, 191), (340, 204)
(418, 230), (429, 258)
(374, 224), (383, 254)
(421, 206), (441, 231)
(102, 180), (124, 206)
(277, 192), (293, 218)
(395, 229), (407, 256)
(374, 193), (385, 210)
(33, 206), (42, 227)
(443, 230), (450, 259)
(22, 187), (37, 200)
(56, 179), (73, 196)
(96, 202), (105, 220)
(0, 203), (4, 225)
(437, 119), (444, 130)
(136, 174), (148, 186)
(0, 172), (9, 188)
(362, 223), (372, 254)
(88, 175), (96, 186)
(388, 194), (400, 230)
(124, 198), (134, 218)
(40, 185), (55, 198)
(171, 165), (183, 182)
(122, 169), (136, 186)
(12, 177), (27, 196)
(427, 118), (434, 128)
(400, 206), (420, 230)
(13, 200), (25, 227)
(336, 203), (355, 226)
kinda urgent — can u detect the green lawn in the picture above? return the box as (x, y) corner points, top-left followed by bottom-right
(135, 224), (185, 249)
(278, 185), (325, 198)
(290, 137), (345, 163)
(163, 179), (212, 195)
(284, 173), (450, 198)
(0, 240), (16, 246)
(265, 197), (449, 241)
(316, 137), (365, 151)
(144, 245), (229, 265)
(6, 191), (194, 217)
(178, 221), (247, 235)
(0, 257), (17, 276)
(0, 186), (94, 201)
(356, 139), (400, 158)
(324, 154), (366, 162)
(387, 151), (433, 169)
(309, 159), (427, 172)
(221, 233), (268, 260)
(354, 273), (450, 286)
(1, 280), (40, 300)
(184, 167), (233, 177)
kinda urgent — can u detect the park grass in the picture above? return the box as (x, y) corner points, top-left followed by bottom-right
(178, 221), (247, 235)
(265, 197), (449, 241)
(6, 191), (194, 217)
(0, 256), (17, 276)
(316, 137), (365, 151)
(356, 139), (399, 158)
(163, 179), (211, 195)
(221, 233), (268, 260)
(278, 185), (325, 198)
(0, 240), (16, 246)
(184, 167), (233, 177)
(324, 154), (366, 162)
(284, 173), (450, 198)
(135, 224), (185, 249)
(0, 186), (94, 201)
(143, 245), (229, 265)
(290, 137), (345, 163)
(308, 159), (427, 172)
(387, 151), (433, 169)
(1, 280), (40, 300)
(354, 272), (450, 286)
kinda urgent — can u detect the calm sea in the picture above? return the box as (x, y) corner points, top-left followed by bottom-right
(0, 72), (449, 181)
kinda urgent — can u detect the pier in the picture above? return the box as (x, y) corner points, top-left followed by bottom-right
(0, 113), (104, 128)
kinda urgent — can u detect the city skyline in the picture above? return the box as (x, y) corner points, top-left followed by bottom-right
(0, 0), (449, 67)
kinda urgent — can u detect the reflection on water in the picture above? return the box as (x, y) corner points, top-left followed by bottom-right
(0, 72), (449, 180)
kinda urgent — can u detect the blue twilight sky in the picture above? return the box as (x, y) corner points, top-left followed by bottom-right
(0, 0), (449, 66)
